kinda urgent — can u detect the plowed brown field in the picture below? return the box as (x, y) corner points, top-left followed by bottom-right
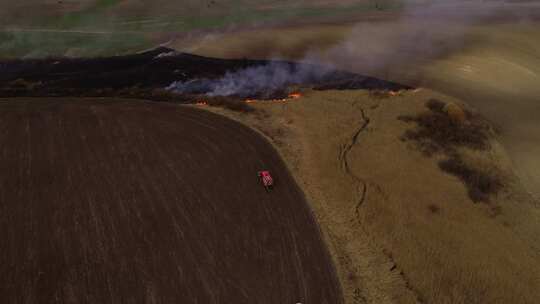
(0, 98), (342, 304)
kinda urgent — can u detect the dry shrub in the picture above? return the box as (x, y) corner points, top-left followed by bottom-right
(398, 98), (491, 156)
(425, 98), (445, 112)
(427, 204), (441, 214)
(399, 99), (502, 203)
(438, 155), (502, 203)
(443, 102), (467, 124)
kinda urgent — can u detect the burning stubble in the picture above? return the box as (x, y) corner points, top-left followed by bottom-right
(166, 62), (332, 99)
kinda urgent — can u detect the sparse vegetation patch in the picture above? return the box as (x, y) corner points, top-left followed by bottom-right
(398, 98), (491, 155)
(398, 99), (502, 202)
(439, 154), (503, 203)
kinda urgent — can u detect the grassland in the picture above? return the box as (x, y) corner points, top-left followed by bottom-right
(186, 13), (540, 201)
(196, 16), (540, 301)
(0, 0), (402, 58)
(206, 88), (540, 304)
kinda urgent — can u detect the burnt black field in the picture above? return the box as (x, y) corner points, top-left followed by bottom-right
(0, 47), (410, 101)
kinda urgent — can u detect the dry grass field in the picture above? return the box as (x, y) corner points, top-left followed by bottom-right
(206, 88), (540, 304)
(91, 18), (540, 303)
(185, 13), (540, 202)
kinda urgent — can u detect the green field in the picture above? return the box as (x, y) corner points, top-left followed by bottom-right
(0, 0), (402, 58)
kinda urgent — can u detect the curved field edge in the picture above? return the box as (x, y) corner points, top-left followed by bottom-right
(201, 88), (540, 304)
(0, 97), (343, 304)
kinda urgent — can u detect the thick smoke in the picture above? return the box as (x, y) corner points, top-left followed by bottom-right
(167, 62), (331, 98)
(307, 0), (540, 83)
(166, 1), (516, 97)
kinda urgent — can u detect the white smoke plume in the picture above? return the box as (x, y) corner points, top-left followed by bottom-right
(167, 62), (332, 98)
(307, 0), (540, 83)
(166, 1), (540, 95)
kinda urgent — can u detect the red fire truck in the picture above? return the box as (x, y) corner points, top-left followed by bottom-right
(257, 171), (274, 192)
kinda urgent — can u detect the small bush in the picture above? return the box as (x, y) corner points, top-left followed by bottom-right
(439, 156), (502, 203)
(444, 102), (467, 124)
(425, 98), (446, 113)
(427, 204), (441, 214)
(398, 100), (491, 155)
(399, 99), (502, 202)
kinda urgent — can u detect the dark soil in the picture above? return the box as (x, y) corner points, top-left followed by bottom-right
(0, 98), (343, 304)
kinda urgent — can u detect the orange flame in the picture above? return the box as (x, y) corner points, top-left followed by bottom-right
(288, 93), (302, 99)
(196, 101), (208, 106)
(244, 93), (302, 104)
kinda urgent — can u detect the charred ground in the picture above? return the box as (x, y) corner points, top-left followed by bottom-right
(0, 47), (410, 104)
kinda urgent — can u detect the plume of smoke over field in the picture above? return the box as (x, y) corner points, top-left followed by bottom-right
(169, 1), (540, 89)
(304, 0), (540, 81)
(167, 62), (331, 98)
(166, 0), (540, 98)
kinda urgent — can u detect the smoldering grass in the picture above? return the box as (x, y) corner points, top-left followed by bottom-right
(166, 62), (331, 99)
